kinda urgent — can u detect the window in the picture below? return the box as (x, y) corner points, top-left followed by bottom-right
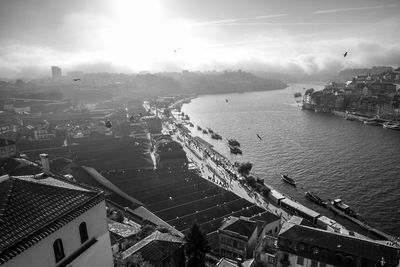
(268, 256), (275, 264)
(311, 260), (318, 267)
(297, 256), (304, 265)
(275, 226), (278, 233)
(79, 222), (88, 243)
(53, 239), (65, 263)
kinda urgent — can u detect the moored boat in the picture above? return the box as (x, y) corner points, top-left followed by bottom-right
(211, 133), (222, 140)
(330, 199), (358, 218)
(202, 129), (208, 134)
(207, 128), (214, 134)
(229, 146), (242, 155)
(280, 173), (296, 186)
(197, 126), (202, 130)
(294, 92), (302, 97)
(228, 139), (241, 147)
(383, 122), (400, 131)
(305, 192), (327, 207)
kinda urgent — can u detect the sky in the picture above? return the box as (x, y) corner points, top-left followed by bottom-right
(0, 0), (399, 79)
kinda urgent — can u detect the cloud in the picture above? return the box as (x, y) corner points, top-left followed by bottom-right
(314, 4), (397, 14)
(193, 13), (288, 26)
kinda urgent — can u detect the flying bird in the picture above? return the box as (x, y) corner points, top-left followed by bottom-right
(225, 99), (229, 103)
(256, 134), (262, 141)
(72, 78), (81, 81)
(343, 52), (348, 57)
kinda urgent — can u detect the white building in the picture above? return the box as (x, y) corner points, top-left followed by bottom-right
(0, 172), (114, 267)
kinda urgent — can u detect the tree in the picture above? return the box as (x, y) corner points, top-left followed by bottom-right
(185, 223), (210, 267)
(126, 253), (154, 267)
(237, 162), (253, 176)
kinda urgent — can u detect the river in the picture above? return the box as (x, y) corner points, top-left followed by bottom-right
(181, 83), (400, 236)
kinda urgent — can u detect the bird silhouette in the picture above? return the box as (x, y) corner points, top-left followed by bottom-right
(72, 78), (81, 81)
(343, 52), (348, 57)
(256, 134), (262, 141)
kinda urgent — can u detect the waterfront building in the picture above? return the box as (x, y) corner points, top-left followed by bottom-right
(0, 172), (114, 267)
(51, 66), (62, 78)
(218, 215), (281, 261)
(0, 138), (17, 160)
(276, 216), (400, 267)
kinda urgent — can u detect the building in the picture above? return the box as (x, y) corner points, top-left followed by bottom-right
(51, 66), (62, 78)
(255, 235), (278, 267)
(0, 170), (114, 267)
(218, 214), (281, 261)
(141, 115), (162, 134)
(154, 137), (187, 169)
(117, 230), (185, 267)
(0, 138), (17, 160)
(276, 216), (400, 267)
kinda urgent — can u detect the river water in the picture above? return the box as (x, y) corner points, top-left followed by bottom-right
(181, 83), (400, 236)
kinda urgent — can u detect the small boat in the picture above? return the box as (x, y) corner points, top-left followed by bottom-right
(197, 126), (202, 130)
(280, 173), (296, 186)
(330, 199), (358, 218)
(226, 99), (229, 103)
(229, 146), (242, 155)
(207, 128), (214, 134)
(188, 122), (194, 127)
(305, 192), (327, 207)
(202, 129), (208, 134)
(363, 118), (385, 126)
(294, 92), (302, 97)
(211, 133), (222, 140)
(228, 139), (240, 147)
(383, 122), (400, 131)
(345, 116), (356, 121)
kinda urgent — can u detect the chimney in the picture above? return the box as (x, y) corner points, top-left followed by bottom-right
(40, 153), (50, 173)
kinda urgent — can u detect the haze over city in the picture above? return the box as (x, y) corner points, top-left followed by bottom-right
(0, 0), (399, 79)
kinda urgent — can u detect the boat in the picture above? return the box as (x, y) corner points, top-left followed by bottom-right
(229, 146), (242, 155)
(211, 133), (222, 140)
(202, 129), (208, 134)
(330, 199), (358, 218)
(280, 174), (296, 186)
(207, 128), (214, 134)
(305, 192), (327, 207)
(188, 122), (194, 127)
(228, 139), (240, 147)
(383, 122), (400, 131)
(363, 118), (385, 126)
(197, 126), (202, 130)
(345, 115), (356, 121)
(294, 92), (302, 97)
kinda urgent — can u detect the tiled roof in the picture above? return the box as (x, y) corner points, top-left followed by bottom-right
(122, 230), (184, 265)
(279, 222), (400, 265)
(108, 220), (141, 238)
(250, 211), (280, 225)
(0, 174), (104, 264)
(220, 216), (258, 239)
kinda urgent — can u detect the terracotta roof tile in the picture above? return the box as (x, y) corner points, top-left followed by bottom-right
(0, 174), (104, 264)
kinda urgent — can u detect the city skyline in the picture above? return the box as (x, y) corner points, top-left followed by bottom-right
(0, 0), (399, 78)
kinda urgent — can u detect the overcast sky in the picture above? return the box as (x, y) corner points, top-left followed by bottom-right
(0, 0), (399, 78)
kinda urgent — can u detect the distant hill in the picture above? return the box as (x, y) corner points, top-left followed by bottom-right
(162, 70), (287, 95)
(335, 66), (394, 82)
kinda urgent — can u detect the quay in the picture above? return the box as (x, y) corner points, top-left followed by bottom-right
(146, 99), (399, 245)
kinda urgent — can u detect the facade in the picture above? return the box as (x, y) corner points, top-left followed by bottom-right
(255, 235), (278, 267)
(51, 66), (62, 78)
(276, 216), (400, 267)
(0, 172), (114, 267)
(219, 215), (281, 261)
(0, 138), (17, 160)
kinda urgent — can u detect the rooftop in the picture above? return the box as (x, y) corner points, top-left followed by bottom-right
(279, 219), (400, 265)
(0, 173), (104, 264)
(220, 216), (259, 239)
